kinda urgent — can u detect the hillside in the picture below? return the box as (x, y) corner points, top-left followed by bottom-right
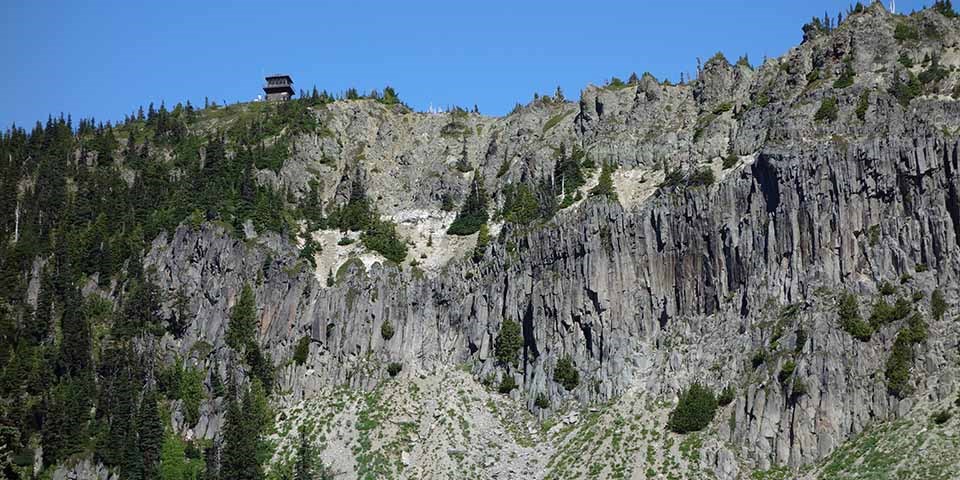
(1, 2), (960, 479)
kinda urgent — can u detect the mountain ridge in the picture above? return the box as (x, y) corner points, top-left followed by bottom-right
(2, 2), (960, 479)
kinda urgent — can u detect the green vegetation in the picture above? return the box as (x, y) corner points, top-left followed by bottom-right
(661, 167), (716, 189)
(473, 223), (490, 263)
(838, 292), (872, 341)
(293, 335), (311, 365)
(712, 102), (734, 115)
(293, 426), (335, 480)
(534, 393), (550, 409)
(687, 167), (715, 187)
(447, 175), (488, 235)
(919, 57), (949, 86)
(495, 319), (523, 366)
(885, 313), (928, 398)
(723, 154), (739, 169)
(227, 283), (258, 352)
(814, 97), (839, 123)
(0, 95), (366, 478)
(894, 22), (920, 42)
(589, 162), (618, 200)
(931, 409), (952, 425)
(667, 384), (718, 434)
(380, 320), (395, 340)
(498, 375), (518, 394)
(386, 362), (402, 377)
(833, 61), (855, 89)
(543, 110), (573, 133)
(855, 90), (870, 121)
(890, 70), (921, 107)
(752, 349), (769, 368)
(221, 380), (272, 480)
(553, 356), (580, 391)
(868, 296), (912, 328)
(501, 183), (542, 226)
(933, 0), (958, 17)
(554, 143), (591, 199)
(778, 360), (796, 384)
(931, 289), (947, 321)
(718, 386), (736, 407)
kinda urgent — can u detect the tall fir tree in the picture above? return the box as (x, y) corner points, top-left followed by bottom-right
(138, 390), (164, 480)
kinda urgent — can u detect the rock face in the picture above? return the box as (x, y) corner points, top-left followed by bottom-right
(142, 5), (960, 478)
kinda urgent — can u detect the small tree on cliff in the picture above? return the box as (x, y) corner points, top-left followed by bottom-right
(495, 319), (522, 367)
(226, 283), (257, 352)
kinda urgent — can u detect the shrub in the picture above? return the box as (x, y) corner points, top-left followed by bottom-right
(931, 289), (947, 321)
(534, 393), (550, 409)
(919, 58), (948, 85)
(795, 328), (807, 352)
(386, 362), (402, 377)
(869, 296), (911, 328)
(473, 223), (490, 263)
(667, 384), (718, 434)
(898, 53), (914, 68)
(381, 320), (395, 340)
(717, 386), (736, 407)
(553, 356), (580, 391)
(722, 154), (739, 170)
(498, 375), (518, 394)
(687, 167), (715, 187)
(814, 97), (839, 123)
(338, 236), (355, 246)
(751, 349), (768, 369)
(293, 335), (311, 365)
(778, 360), (797, 384)
(361, 219), (408, 264)
(712, 102), (733, 115)
(833, 61), (855, 89)
(658, 169), (686, 188)
(838, 292), (872, 341)
(932, 409), (953, 425)
(894, 23), (919, 42)
(879, 281), (897, 296)
(891, 71), (921, 107)
(495, 319), (523, 366)
(791, 379), (808, 400)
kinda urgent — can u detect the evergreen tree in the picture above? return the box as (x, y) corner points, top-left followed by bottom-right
(446, 175), (488, 236)
(226, 283), (257, 352)
(138, 390), (164, 480)
(58, 286), (92, 378)
(220, 379), (264, 480)
(292, 426), (333, 480)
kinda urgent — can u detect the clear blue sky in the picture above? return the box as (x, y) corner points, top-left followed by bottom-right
(1, 0), (929, 129)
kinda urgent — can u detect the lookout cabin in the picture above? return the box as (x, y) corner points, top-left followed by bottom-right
(263, 74), (294, 101)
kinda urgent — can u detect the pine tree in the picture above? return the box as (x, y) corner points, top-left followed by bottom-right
(446, 175), (488, 236)
(138, 390), (164, 480)
(226, 283), (257, 352)
(220, 379), (264, 480)
(58, 286), (92, 377)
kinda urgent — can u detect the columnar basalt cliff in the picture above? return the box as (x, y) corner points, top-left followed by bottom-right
(5, 4), (960, 480)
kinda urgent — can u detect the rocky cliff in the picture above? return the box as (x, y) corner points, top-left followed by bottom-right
(43, 4), (960, 480)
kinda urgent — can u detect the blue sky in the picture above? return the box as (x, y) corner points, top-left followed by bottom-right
(1, 0), (930, 129)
